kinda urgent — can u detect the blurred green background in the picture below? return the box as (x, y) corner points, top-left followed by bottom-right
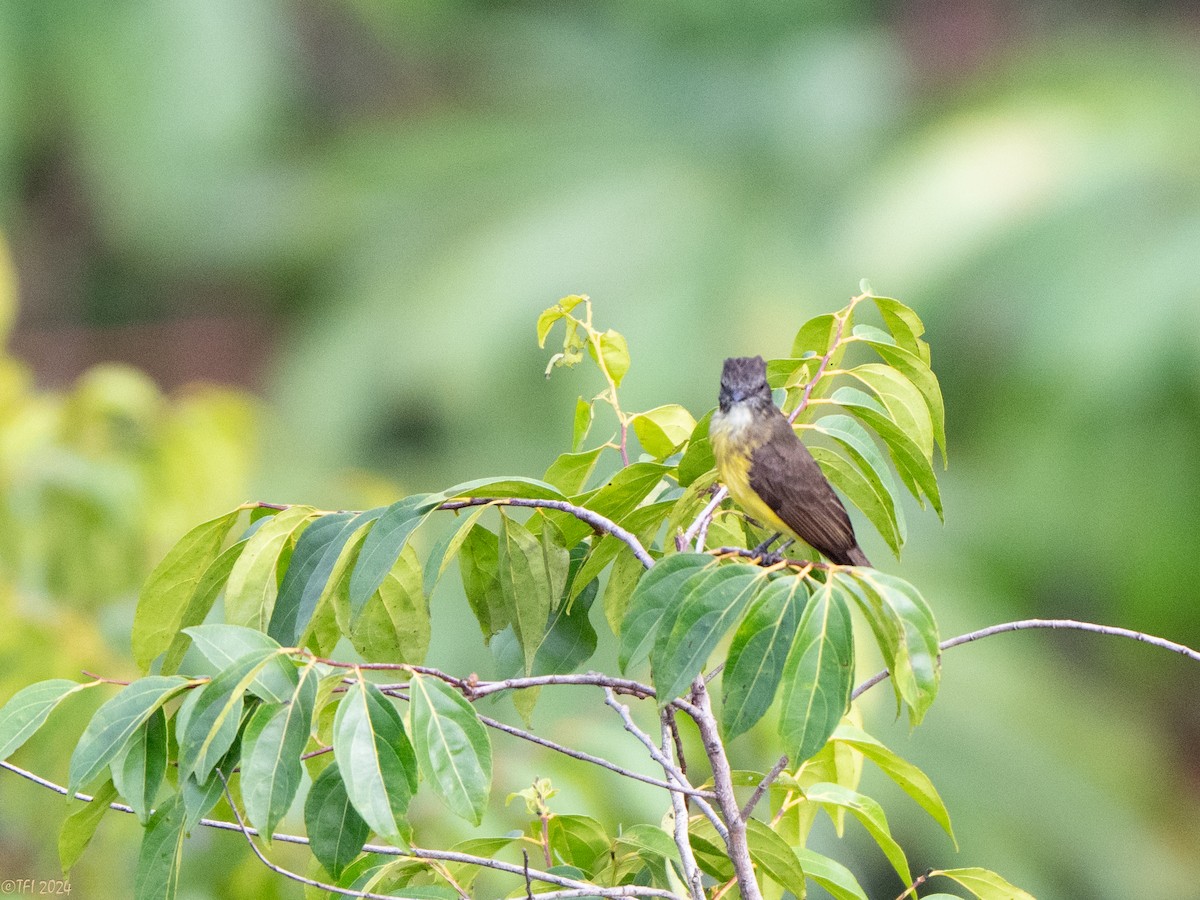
(3, 0), (1200, 897)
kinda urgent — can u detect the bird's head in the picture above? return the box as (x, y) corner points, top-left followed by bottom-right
(718, 356), (772, 413)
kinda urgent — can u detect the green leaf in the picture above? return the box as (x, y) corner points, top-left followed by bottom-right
(459, 525), (508, 640)
(224, 506), (317, 631)
(677, 409), (716, 487)
(544, 447), (605, 495)
(632, 404), (696, 460)
(810, 446), (904, 557)
(792, 313), (839, 357)
(571, 499), (673, 602)
(408, 674), (493, 825)
(59, 778), (118, 874)
(840, 570), (940, 723)
(160, 540), (248, 675)
(807, 413), (906, 546)
(552, 461), (669, 546)
(793, 847), (868, 900)
(348, 494), (439, 617)
(846, 364), (934, 459)
(0, 679), (97, 762)
(242, 664), (318, 842)
(547, 815), (610, 875)
(618, 553), (713, 672)
(829, 386), (942, 519)
(305, 762), (370, 880)
(651, 564), (766, 703)
(871, 295), (930, 364)
(134, 794), (186, 900)
(178, 648), (289, 782)
(68, 677), (190, 794)
(497, 512), (564, 675)
(832, 723), (955, 845)
(721, 575), (806, 740)
(593, 328), (630, 386)
(805, 781), (910, 885)
(132, 510), (240, 669)
(745, 818), (806, 892)
(111, 708), (167, 824)
(536, 294), (586, 347)
(572, 397), (594, 451)
(854, 320), (945, 460)
(445, 836), (519, 890)
(182, 624), (297, 703)
(268, 511), (356, 645)
(333, 678), (418, 840)
(349, 545), (430, 665)
(688, 815), (734, 881)
(778, 581), (855, 765)
(440, 476), (567, 501)
(933, 867), (1036, 900)
(181, 768), (227, 832)
(533, 572), (598, 675)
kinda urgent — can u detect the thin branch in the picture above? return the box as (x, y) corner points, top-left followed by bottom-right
(603, 689), (726, 841)
(475, 711), (715, 799)
(681, 486), (727, 550)
(786, 292), (862, 426)
(662, 717), (705, 900)
(741, 754), (789, 821)
(0, 761), (681, 900)
(686, 676), (762, 900)
(439, 497), (653, 568)
(851, 617), (1200, 701)
(466, 671), (656, 701)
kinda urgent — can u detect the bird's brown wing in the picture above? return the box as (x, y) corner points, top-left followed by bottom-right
(747, 411), (867, 566)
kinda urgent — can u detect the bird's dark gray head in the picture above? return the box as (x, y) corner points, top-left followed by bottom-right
(718, 356), (772, 412)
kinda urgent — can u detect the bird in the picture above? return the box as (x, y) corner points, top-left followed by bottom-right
(708, 355), (870, 567)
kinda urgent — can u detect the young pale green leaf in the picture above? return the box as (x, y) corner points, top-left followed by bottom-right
(349, 545), (430, 665)
(721, 575), (806, 740)
(68, 677), (190, 794)
(572, 397), (594, 451)
(536, 294), (587, 347)
(132, 509), (241, 669)
(651, 564), (766, 703)
(459, 525), (508, 640)
(543, 446), (605, 495)
(676, 409), (715, 487)
(178, 649), (290, 781)
(497, 512), (561, 675)
(241, 664), (318, 842)
(846, 364), (934, 460)
(305, 763), (370, 880)
(871, 295), (930, 364)
(268, 511), (356, 645)
(842, 570), (940, 723)
(792, 312), (840, 358)
(348, 494), (439, 618)
(134, 793), (186, 900)
(853, 324), (945, 461)
(810, 446), (905, 557)
(182, 624), (298, 703)
(745, 818), (806, 893)
(832, 723), (955, 845)
(932, 867), (1036, 900)
(618, 553), (713, 673)
(111, 708), (167, 824)
(547, 815), (610, 875)
(805, 781), (911, 885)
(440, 476), (567, 501)
(592, 328), (630, 387)
(603, 543), (652, 639)
(551, 462), (669, 546)
(408, 673), (492, 825)
(793, 847), (869, 900)
(0, 679), (98, 762)
(160, 539), (248, 675)
(333, 678), (418, 840)
(631, 404), (696, 460)
(224, 506), (317, 631)
(778, 582), (855, 765)
(59, 778), (117, 874)
(830, 386), (942, 519)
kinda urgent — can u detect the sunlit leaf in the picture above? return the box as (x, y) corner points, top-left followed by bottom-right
(305, 762), (369, 880)
(745, 818), (806, 892)
(547, 815), (610, 875)
(721, 575), (805, 740)
(161, 539), (248, 675)
(793, 847), (869, 900)
(810, 445), (904, 557)
(805, 781), (910, 885)
(632, 404), (696, 460)
(408, 673), (492, 825)
(440, 476), (567, 501)
(871, 295), (930, 364)
(677, 409), (716, 487)
(933, 867), (1037, 900)
(593, 328), (631, 387)
(552, 462), (669, 546)
(225, 506), (317, 631)
(572, 397), (594, 451)
(132, 510), (240, 669)
(845, 364), (933, 460)
(544, 446), (605, 495)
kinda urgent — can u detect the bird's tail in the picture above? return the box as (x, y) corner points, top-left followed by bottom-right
(842, 545), (871, 567)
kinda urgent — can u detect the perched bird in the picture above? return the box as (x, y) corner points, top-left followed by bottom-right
(708, 355), (870, 567)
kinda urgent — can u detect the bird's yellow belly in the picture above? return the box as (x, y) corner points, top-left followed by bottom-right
(709, 408), (792, 536)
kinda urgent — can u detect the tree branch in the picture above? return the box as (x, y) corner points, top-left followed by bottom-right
(662, 716), (705, 900)
(741, 754), (789, 821)
(852, 617), (1200, 700)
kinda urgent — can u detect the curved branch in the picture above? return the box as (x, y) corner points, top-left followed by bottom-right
(852, 617), (1200, 700)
